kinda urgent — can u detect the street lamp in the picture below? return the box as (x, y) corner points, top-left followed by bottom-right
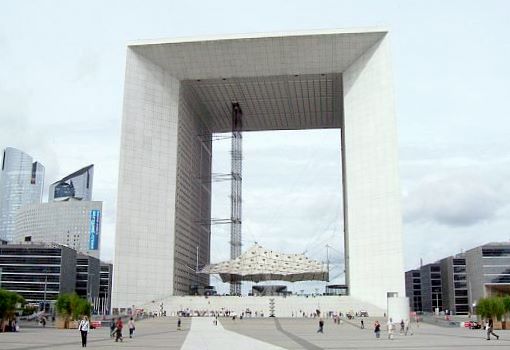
(42, 268), (49, 313)
(87, 272), (96, 314)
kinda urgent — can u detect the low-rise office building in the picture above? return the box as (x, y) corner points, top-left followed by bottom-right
(0, 244), (76, 305)
(420, 263), (443, 313)
(99, 262), (113, 314)
(0, 243), (112, 314)
(406, 242), (510, 315)
(465, 243), (510, 302)
(75, 254), (100, 300)
(405, 269), (422, 312)
(440, 256), (469, 315)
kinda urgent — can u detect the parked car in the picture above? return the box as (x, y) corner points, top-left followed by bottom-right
(470, 321), (482, 329)
(463, 321), (482, 329)
(90, 320), (102, 329)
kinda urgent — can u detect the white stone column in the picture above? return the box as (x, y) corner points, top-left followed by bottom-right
(113, 47), (180, 308)
(342, 35), (405, 309)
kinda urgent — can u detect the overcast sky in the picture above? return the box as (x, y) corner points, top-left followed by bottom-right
(1, 0), (509, 293)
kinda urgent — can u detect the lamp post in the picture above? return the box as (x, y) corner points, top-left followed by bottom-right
(41, 268), (50, 313)
(88, 272), (96, 314)
(43, 274), (48, 313)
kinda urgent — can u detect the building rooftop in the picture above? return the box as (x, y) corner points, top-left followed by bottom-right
(50, 164), (93, 185)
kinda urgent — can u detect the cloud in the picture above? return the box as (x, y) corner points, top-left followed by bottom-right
(403, 173), (507, 227)
(0, 88), (61, 194)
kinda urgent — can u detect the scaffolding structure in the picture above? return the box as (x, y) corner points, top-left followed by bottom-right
(230, 102), (243, 295)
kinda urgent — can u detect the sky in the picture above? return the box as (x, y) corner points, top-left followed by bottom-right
(1, 0), (509, 293)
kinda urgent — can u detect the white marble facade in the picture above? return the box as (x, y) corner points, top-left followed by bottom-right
(113, 28), (405, 310)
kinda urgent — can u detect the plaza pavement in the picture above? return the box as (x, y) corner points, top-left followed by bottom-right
(0, 317), (190, 350)
(221, 317), (510, 349)
(181, 317), (284, 349)
(1, 316), (510, 349)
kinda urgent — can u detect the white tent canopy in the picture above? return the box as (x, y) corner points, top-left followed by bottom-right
(200, 244), (329, 283)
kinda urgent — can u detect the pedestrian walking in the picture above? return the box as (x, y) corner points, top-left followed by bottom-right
(128, 317), (136, 338)
(317, 317), (324, 333)
(360, 319), (364, 329)
(115, 317), (123, 342)
(387, 318), (394, 340)
(400, 319), (405, 334)
(404, 319), (412, 336)
(374, 320), (381, 338)
(177, 317), (182, 330)
(110, 319), (116, 338)
(78, 316), (90, 348)
(486, 319), (500, 340)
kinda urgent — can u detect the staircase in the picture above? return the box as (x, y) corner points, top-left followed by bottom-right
(142, 295), (384, 317)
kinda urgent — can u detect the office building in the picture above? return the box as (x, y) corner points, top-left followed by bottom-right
(0, 243), (112, 313)
(75, 255), (112, 314)
(420, 263), (443, 313)
(0, 147), (45, 242)
(113, 28), (405, 311)
(405, 269), (422, 312)
(406, 242), (510, 315)
(75, 253), (100, 300)
(49, 165), (94, 202)
(465, 243), (510, 303)
(0, 243), (76, 304)
(14, 199), (102, 258)
(440, 256), (469, 315)
(99, 262), (113, 314)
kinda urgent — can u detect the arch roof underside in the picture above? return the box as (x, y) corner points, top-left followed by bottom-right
(131, 30), (386, 133)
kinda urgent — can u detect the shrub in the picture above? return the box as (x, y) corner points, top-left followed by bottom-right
(477, 296), (505, 321)
(0, 289), (25, 331)
(55, 293), (91, 328)
(502, 295), (510, 315)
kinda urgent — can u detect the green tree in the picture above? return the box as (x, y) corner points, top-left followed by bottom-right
(477, 296), (506, 321)
(55, 293), (91, 329)
(501, 295), (510, 324)
(0, 289), (25, 331)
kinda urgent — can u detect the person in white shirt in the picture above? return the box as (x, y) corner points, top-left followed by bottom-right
(387, 318), (394, 340)
(128, 317), (136, 338)
(78, 316), (90, 348)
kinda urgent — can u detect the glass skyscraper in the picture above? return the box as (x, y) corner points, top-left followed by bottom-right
(48, 165), (93, 201)
(0, 147), (45, 241)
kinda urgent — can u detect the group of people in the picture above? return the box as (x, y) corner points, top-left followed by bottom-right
(109, 317), (136, 341)
(77, 316), (136, 347)
(177, 309), (264, 318)
(384, 318), (412, 339)
(76, 312), (501, 347)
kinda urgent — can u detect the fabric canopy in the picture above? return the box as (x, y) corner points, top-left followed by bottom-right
(199, 244), (329, 283)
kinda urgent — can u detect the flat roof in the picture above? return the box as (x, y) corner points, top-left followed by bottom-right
(125, 28), (389, 132)
(128, 26), (389, 46)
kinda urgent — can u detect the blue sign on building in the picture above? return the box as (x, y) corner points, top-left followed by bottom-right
(89, 210), (100, 250)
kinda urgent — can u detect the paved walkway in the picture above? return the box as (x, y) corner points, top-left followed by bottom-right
(2, 317), (510, 349)
(0, 317), (190, 349)
(181, 317), (285, 350)
(221, 317), (510, 349)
